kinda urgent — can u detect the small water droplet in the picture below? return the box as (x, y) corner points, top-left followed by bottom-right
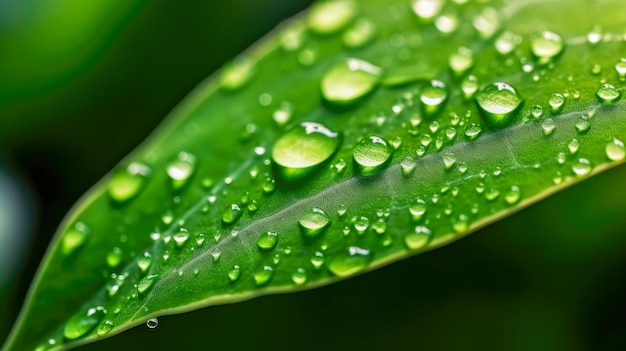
(228, 265), (241, 283)
(96, 320), (114, 336)
(568, 138), (579, 154)
(353, 216), (370, 235)
(575, 116), (591, 134)
(353, 136), (393, 175)
(146, 318), (159, 329)
(222, 204), (243, 225)
(257, 231), (279, 251)
(343, 18), (376, 48)
(327, 246), (371, 277)
(311, 251), (325, 269)
(254, 266), (274, 285)
(464, 123), (482, 140)
(62, 222), (90, 255)
(572, 158), (592, 176)
(292, 267), (308, 285)
(63, 306), (107, 340)
(321, 58), (382, 106)
(443, 152), (456, 170)
(298, 208), (331, 238)
(136, 252), (152, 274)
(449, 47), (474, 77)
(495, 31), (521, 55)
(173, 231), (189, 248)
(530, 31), (564, 63)
(615, 58), (626, 80)
(541, 118), (556, 136)
(404, 226), (432, 250)
(412, 0), (443, 22)
(530, 105), (543, 119)
(272, 122), (341, 181)
(484, 188), (500, 201)
(308, 0), (356, 35)
(400, 156), (417, 177)
(107, 162), (151, 204)
(452, 214), (469, 233)
(461, 75), (478, 99)
(549, 93), (565, 113)
(596, 83), (621, 103)
(420, 80), (448, 115)
(106, 247), (123, 268)
(504, 186), (521, 205)
(606, 138), (625, 161)
(137, 274), (158, 295)
(166, 151), (197, 191)
(220, 56), (255, 91)
(475, 82), (523, 126)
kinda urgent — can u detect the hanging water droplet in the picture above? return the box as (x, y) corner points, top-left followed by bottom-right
(448, 47), (474, 77)
(411, 0), (443, 22)
(96, 320), (114, 336)
(595, 83), (621, 103)
(321, 58), (382, 106)
(327, 246), (371, 277)
(504, 186), (521, 205)
(605, 138), (625, 161)
(292, 267), (308, 285)
(400, 156), (417, 177)
(63, 306), (107, 340)
(222, 204), (243, 225)
(106, 247), (123, 268)
(146, 318), (159, 329)
(530, 31), (564, 63)
(404, 226), (432, 250)
(353, 136), (393, 175)
(220, 56), (255, 91)
(420, 80), (448, 115)
(572, 158), (592, 176)
(257, 231), (279, 251)
(298, 208), (331, 238)
(272, 122), (342, 181)
(166, 151), (197, 191)
(343, 18), (376, 48)
(254, 266), (274, 286)
(308, 0), (356, 35)
(475, 82), (523, 126)
(62, 222), (90, 255)
(107, 162), (151, 204)
(228, 265), (241, 283)
(549, 93), (565, 113)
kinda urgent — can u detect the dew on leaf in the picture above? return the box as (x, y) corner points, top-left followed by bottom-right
(307, 0), (356, 35)
(173, 231), (189, 248)
(411, 0), (443, 22)
(443, 152), (456, 170)
(475, 82), (523, 126)
(549, 93), (565, 113)
(222, 204), (243, 225)
(166, 151), (197, 191)
(495, 31), (521, 55)
(107, 162), (151, 204)
(137, 274), (158, 295)
(452, 214), (469, 233)
(327, 246), (372, 277)
(106, 247), (123, 268)
(615, 58), (626, 80)
(420, 80), (448, 115)
(530, 31), (564, 63)
(63, 306), (107, 340)
(464, 123), (482, 140)
(605, 138), (625, 161)
(404, 226), (432, 250)
(136, 252), (152, 274)
(504, 185), (522, 205)
(353, 136), (393, 175)
(257, 231), (279, 251)
(353, 216), (370, 235)
(568, 138), (579, 154)
(220, 56), (255, 91)
(461, 74), (479, 99)
(572, 158), (592, 176)
(449, 47), (474, 77)
(311, 251), (325, 269)
(343, 18), (376, 48)
(96, 320), (114, 337)
(62, 221), (90, 256)
(228, 265), (241, 283)
(542, 118), (556, 136)
(595, 83), (621, 103)
(321, 58), (382, 106)
(254, 266), (274, 286)
(272, 101), (294, 127)
(291, 268), (308, 285)
(298, 208), (331, 238)
(400, 156), (417, 177)
(484, 188), (500, 201)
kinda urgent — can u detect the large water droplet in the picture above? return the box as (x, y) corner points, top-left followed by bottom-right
(606, 138), (625, 161)
(257, 231), (279, 251)
(298, 208), (331, 238)
(220, 56), (255, 91)
(327, 246), (371, 277)
(254, 266), (274, 285)
(353, 136), (393, 175)
(530, 31), (564, 63)
(404, 226), (432, 250)
(272, 122), (341, 181)
(572, 158), (592, 176)
(420, 80), (448, 115)
(475, 82), (523, 126)
(62, 222), (90, 255)
(321, 58), (382, 106)
(308, 0), (356, 35)
(107, 162), (151, 204)
(596, 83), (621, 103)
(63, 306), (107, 340)
(222, 204), (243, 225)
(166, 152), (197, 191)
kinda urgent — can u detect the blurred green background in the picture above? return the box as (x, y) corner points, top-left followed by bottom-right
(1, 1), (626, 350)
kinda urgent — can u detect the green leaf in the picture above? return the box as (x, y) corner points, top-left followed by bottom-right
(4, 0), (626, 350)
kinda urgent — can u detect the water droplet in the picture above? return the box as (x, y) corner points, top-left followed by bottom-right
(568, 138), (579, 154)
(308, 0), (356, 35)
(606, 138), (625, 161)
(146, 318), (159, 329)
(461, 75), (478, 99)
(272, 101), (294, 127)
(435, 10), (459, 34)
(530, 105), (543, 119)
(549, 93), (565, 113)
(220, 56), (255, 91)
(165, 151), (197, 191)
(311, 251), (325, 269)
(473, 7), (499, 39)
(343, 18), (376, 48)
(530, 31), (564, 63)
(161, 209), (174, 225)
(106, 247), (123, 268)
(495, 31), (521, 55)
(96, 320), (114, 336)
(280, 21), (306, 52)
(298, 208), (331, 238)
(596, 83), (621, 103)
(420, 80), (448, 115)
(452, 214), (469, 233)
(195, 234), (205, 247)
(353, 136), (393, 175)
(107, 162), (151, 204)
(353, 216), (370, 235)
(327, 246), (371, 277)
(137, 274), (157, 295)
(475, 82), (523, 126)
(541, 118), (556, 136)
(574, 116), (590, 134)
(371, 220), (387, 234)
(173, 231), (189, 248)
(615, 58), (626, 80)
(254, 266), (274, 286)
(62, 222), (90, 255)
(292, 268), (308, 285)
(464, 123), (482, 140)
(412, 0), (443, 22)
(272, 122), (341, 181)
(504, 186), (521, 205)
(136, 252), (152, 274)
(257, 231), (279, 251)
(222, 204), (243, 225)
(484, 188), (500, 201)
(321, 58), (382, 106)
(572, 158), (592, 176)
(404, 226), (432, 250)
(63, 306), (107, 340)
(409, 199), (427, 221)
(400, 156), (417, 177)
(443, 152), (456, 170)
(448, 47), (474, 77)
(228, 265), (241, 283)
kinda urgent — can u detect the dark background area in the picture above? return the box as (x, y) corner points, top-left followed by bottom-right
(2, 1), (626, 350)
